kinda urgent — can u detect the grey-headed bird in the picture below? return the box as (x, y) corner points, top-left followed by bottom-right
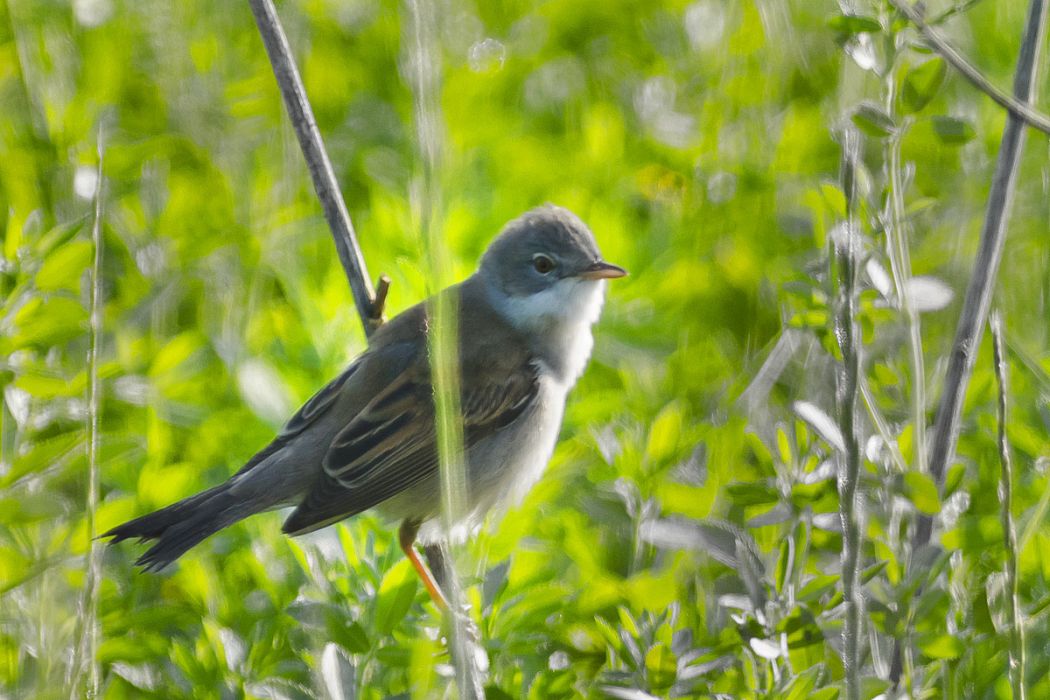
(104, 205), (626, 605)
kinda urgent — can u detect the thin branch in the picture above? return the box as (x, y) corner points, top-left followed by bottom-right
(915, 0), (1047, 544)
(887, 0), (1050, 137)
(247, 0), (387, 337)
(836, 126), (864, 700)
(992, 312), (1026, 700)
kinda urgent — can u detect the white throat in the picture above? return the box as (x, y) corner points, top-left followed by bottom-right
(490, 278), (606, 387)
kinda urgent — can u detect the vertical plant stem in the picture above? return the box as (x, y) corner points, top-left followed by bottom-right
(889, 1), (1048, 687)
(404, 0), (484, 696)
(917, 0), (1048, 547)
(71, 143), (105, 700)
(884, 124), (927, 479)
(836, 127), (864, 700)
(991, 312), (1025, 700)
(883, 50), (924, 690)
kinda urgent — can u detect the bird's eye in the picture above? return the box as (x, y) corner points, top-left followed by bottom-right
(532, 254), (555, 274)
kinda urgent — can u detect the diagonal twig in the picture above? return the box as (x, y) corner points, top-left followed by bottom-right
(247, 0), (389, 337)
(887, 0), (1050, 137)
(916, 0), (1047, 543)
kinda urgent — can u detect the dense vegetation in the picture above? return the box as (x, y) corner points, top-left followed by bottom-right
(2, 0), (1049, 697)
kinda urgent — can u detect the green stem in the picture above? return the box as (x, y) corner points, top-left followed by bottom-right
(992, 312), (1025, 700)
(837, 127), (864, 700)
(884, 123), (927, 479)
(70, 144), (104, 700)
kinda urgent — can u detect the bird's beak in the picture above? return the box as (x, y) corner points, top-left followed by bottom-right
(578, 260), (628, 280)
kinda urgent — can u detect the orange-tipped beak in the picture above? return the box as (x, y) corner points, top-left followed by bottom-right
(578, 260), (628, 280)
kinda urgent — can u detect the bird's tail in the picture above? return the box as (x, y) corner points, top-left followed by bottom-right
(102, 481), (257, 572)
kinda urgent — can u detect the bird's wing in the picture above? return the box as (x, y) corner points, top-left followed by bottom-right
(232, 363), (362, 478)
(281, 350), (541, 535)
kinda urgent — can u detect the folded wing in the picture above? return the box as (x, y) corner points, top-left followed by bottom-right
(282, 349), (540, 535)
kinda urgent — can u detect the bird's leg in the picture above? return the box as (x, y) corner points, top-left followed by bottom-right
(423, 543), (448, 593)
(398, 519), (449, 609)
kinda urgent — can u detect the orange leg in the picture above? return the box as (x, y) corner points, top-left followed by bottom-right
(399, 520), (449, 609)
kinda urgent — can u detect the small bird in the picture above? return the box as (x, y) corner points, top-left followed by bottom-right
(104, 205), (626, 605)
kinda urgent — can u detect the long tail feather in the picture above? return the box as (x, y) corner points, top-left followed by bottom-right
(102, 483), (253, 572)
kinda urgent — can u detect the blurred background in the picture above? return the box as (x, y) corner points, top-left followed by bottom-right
(2, 0), (1050, 697)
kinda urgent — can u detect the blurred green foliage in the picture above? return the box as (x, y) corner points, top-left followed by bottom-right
(2, 0), (1050, 697)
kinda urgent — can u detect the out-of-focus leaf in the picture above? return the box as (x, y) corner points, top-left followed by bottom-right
(918, 633), (964, 659)
(904, 472), (941, 515)
(906, 276), (953, 312)
(932, 115), (976, 144)
(726, 480), (781, 506)
(851, 102), (895, 137)
(34, 240), (93, 292)
(10, 296), (87, 349)
(320, 643), (355, 700)
(779, 665), (822, 700)
(644, 643), (676, 690)
(325, 614), (369, 655)
(902, 58), (946, 113)
(792, 401), (845, 452)
(749, 637), (781, 660)
(944, 463), (966, 496)
(646, 402), (683, 464)
(373, 558), (418, 636)
(0, 492), (69, 524)
(826, 14), (882, 35)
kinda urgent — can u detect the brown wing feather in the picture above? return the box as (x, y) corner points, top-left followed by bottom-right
(281, 357), (541, 535)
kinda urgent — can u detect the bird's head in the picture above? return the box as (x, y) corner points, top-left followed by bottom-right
(479, 205), (626, 333)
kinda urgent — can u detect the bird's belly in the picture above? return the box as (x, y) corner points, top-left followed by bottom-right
(469, 378), (566, 510)
(406, 377), (567, 544)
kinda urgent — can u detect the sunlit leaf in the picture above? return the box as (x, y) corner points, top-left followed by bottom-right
(644, 643), (676, 690)
(918, 633), (964, 659)
(34, 240), (93, 292)
(373, 558), (418, 636)
(904, 472), (941, 515)
(320, 643), (355, 700)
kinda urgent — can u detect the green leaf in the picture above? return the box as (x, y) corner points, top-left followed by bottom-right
(944, 463), (966, 496)
(775, 537), (792, 594)
(918, 633), (964, 659)
(826, 14), (882, 35)
(932, 116), (976, 144)
(644, 643), (677, 690)
(11, 296), (87, 349)
(727, 481), (781, 506)
(646, 402), (682, 464)
(901, 58), (946, 113)
(904, 472), (941, 515)
(373, 558), (418, 636)
(780, 665), (822, 700)
(851, 102), (895, 137)
(0, 492), (69, 524)
(35, 240), (93, 292)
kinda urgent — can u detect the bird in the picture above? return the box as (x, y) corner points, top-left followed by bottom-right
(103, 204), (626, 605)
